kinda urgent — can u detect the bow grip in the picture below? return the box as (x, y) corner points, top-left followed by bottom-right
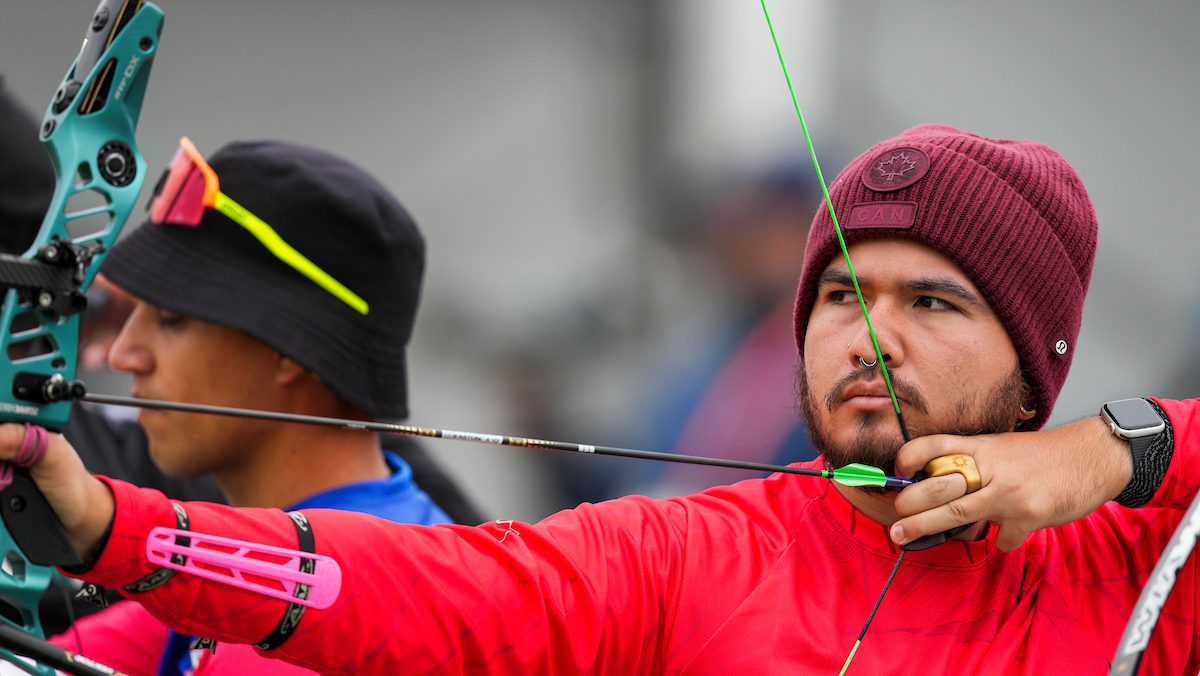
(0, 471), (81, 567)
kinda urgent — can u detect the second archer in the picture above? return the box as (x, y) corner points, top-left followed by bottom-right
(47, 137), (483, 674)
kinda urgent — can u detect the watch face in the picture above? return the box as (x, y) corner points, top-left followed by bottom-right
(1104, 398), (1163, 431)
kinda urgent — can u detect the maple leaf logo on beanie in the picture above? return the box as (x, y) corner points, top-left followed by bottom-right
(876, 152), (918, 181)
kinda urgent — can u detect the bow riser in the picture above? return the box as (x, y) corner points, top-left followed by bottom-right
(0, 2), (162, 433)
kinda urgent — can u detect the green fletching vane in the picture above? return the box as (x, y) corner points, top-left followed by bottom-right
(831, 463), (888, 488)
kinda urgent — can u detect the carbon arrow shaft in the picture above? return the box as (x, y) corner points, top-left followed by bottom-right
(81, 393), (913, 488)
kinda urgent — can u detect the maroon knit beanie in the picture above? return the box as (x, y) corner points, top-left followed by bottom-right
(793, 124), (1097, 430)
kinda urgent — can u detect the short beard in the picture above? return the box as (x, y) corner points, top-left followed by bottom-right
(798, 363), (1029, 483)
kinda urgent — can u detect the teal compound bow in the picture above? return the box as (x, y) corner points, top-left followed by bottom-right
(0, 1), (163, 674)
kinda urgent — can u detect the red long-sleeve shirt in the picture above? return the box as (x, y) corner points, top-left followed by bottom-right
(71, 398), (1200, 674)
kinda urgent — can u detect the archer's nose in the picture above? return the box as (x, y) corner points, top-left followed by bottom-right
(844, 313), (904, 372)
(107, 303), (154, 375)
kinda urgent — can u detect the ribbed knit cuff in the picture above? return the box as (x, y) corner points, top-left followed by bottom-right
(1115, 399), (1173, 508)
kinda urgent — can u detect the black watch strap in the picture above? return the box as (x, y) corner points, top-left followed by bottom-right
(1115, 399), (1174, 508)
(1129, 434), (1154, 468)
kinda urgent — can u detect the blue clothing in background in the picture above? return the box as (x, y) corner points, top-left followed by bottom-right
(159, 452), (451, 675)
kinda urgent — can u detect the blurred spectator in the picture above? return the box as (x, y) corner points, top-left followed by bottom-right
(545, 163), (824, 503)
(630, 164), (821, 496)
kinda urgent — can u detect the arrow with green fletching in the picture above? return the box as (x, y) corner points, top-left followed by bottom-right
(84, 394), (914, 490)
(825, 463), (911, 488)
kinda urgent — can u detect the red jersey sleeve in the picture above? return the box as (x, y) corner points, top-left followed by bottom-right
(72, 477), (692, 674)
(48, 601), (168, 675)
(1147, 397), (1200, 510)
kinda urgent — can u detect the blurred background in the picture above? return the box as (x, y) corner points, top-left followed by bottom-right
(1, 0), (1196, 521)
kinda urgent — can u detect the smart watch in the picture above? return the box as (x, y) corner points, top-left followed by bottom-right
(1101, 398), (1171, 508)
(1101, 398), (1166, 463)
(1104, 396), (1161, 449)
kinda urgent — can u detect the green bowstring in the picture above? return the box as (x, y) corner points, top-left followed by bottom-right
(756, 0), (908, 442)
(758, 2), (912, 674)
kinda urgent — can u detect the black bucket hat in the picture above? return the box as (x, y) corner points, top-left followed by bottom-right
(102, 139), (425, 419)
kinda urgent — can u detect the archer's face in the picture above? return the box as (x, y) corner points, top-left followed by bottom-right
(107, 300), (282, 479)
(800, 239), (1025, 472)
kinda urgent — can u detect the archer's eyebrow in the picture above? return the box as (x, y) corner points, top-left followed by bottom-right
(817, 269), (983, 308)
(818, 270), (859, 288)
(907, 275), (984, 308)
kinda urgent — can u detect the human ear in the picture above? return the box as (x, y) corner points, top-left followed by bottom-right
(274, 354), (308, 386)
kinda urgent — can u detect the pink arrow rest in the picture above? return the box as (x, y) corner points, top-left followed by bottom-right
(145, 527), (342, 609)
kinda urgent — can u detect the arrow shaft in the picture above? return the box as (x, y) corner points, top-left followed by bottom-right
(81, 393), (913, 486)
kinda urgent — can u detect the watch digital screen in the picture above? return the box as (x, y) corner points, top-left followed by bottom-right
(1103, 398), (1163, 432)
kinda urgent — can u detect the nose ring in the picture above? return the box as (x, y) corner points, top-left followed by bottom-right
(857, 355), (878, 369)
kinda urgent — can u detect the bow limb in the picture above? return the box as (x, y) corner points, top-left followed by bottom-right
(1109, 484), (1200, 674)
(0, 2), (163, 673)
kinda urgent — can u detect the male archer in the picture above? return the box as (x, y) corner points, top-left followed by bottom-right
(43, 137), (483, 674)
(9, 125), (1200, 673)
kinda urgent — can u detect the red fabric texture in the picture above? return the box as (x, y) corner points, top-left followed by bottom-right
(70, 399), (1200, 674)
(184, 643), (315, 675)
(49, 601), (168, 675)
(49, 602), (316, 676)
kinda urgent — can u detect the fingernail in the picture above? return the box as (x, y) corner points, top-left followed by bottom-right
(890, 523), (905, 543)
